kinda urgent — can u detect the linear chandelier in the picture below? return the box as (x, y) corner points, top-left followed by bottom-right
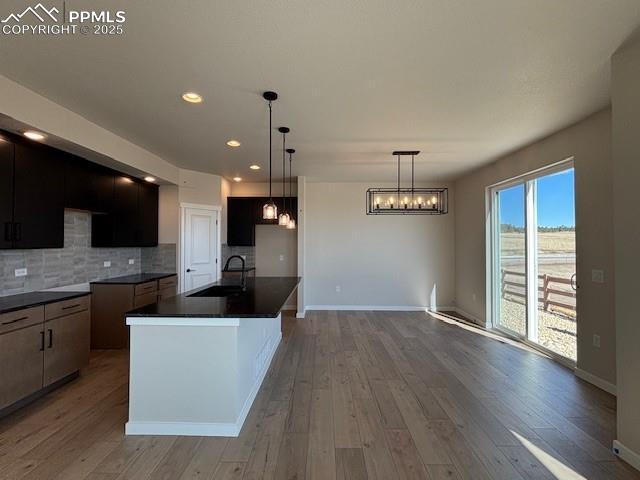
(366, 151), (448, 215)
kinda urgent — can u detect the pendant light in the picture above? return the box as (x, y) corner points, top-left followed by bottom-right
(262, 91), (278, 220)
(278, 127), (291, 226)
(286, 148), (296, 230)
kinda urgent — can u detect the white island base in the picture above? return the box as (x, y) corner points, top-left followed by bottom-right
(124, 314), (281, 437)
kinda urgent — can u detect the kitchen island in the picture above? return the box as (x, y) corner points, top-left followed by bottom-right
(124, 276), (299, 437)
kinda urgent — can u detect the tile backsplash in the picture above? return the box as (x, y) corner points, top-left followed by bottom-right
(221, 244), (255, 269)
(0, 210), (176, 297)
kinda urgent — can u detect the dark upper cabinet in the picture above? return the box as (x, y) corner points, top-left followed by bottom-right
(137, 182), (159, 246)
(12, 142), (64, 249)
(0, 130), (159, 249)
(64, 154), (94, 211)
(0, 137), (14, 249)
(112, 176), (139, 247)
(227, 197), (256, 246)
(227, 197), (297, 246)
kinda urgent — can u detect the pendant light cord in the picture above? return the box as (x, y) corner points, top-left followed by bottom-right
(289, 152), (293, 217)
(411, 153), (415, 200)
(282, 131), (286, 212)
(397, 153), (400, 198)
(269, 100), (273, 200)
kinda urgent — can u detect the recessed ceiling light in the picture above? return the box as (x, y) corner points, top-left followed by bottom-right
(23, 130), (46, 141)
(181, 92), (203, 104)
(226, 140), (241, 147)
(233, 177), (242, 182)
(249, 165), (261, 170)
(144, 176), (156, 182)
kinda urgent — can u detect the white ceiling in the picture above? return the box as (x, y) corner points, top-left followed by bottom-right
(1, 0), (639, 183)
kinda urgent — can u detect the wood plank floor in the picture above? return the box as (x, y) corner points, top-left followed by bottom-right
(0, 310), (638, 480)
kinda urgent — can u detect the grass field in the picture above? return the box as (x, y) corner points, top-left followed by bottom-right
(499, 230), (575, 256)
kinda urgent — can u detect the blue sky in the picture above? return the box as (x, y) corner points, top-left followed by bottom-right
(499, 169), (575, 227)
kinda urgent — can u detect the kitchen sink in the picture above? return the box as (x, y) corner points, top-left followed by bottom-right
(187, 285), (245, 297)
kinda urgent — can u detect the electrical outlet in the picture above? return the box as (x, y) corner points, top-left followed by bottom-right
(103, 261), (111, 268)
(335, 285), (341, 293)
(279, 254), (284, 261)
(593, 334), (601, 348)
(128, 259), (135, 265)
(472, 293), (477, 302)
(14, 268), (27, 277)
(591, 269), (604, 283)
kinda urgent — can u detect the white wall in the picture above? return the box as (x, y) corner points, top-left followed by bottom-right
(454, 109), (616, 387)
(611, 34), (640, 465)
(304, 182), (455, 309)
(178, 169), (223, 206)
(255, 226), (297, 276)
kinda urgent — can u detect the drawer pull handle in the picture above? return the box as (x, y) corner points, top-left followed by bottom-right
(62, 304), (81, 310)
(48, 329), (53, 348)
(2, 316), (29, 325)
(40, 331), (44, 351)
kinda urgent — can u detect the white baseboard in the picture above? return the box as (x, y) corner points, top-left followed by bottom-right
(296, 310), (306, 318)
(125, 420), (241, 437)
(305, 305), (428, 312)
(575, 368), (617, 396)
(613, 440), (640, 472)
(126, 331), (282, 438)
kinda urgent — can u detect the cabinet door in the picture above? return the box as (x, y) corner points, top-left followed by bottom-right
(64, 154), (94, 211)
(137, 182), (158, 246)
(112, 176), (139, 246)
(43, 310), (90, 387)
(227, 198), (256, 246)
(0, 323), (44, 410)
(91, 165), (115, 214)
(0, 137), (14, 249)
(13, 142), (64, 248)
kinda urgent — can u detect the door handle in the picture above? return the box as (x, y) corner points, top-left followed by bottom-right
(48, 329), (53, 348)
(186, 268), (196, 273)
(4, 222), (12, 242)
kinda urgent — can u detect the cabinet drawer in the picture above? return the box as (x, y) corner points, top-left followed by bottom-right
(133, 291), (158, 309)
(134, 281), (157, 297)
(0, 306), (44, 335)
(158, 285), (177, 301)
(158, 275), (177, 289)
(45, 295), (90, 320)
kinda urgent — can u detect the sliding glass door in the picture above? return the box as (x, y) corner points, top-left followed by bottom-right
(491, 162), (577, 361)
(495, 184), (527, 337)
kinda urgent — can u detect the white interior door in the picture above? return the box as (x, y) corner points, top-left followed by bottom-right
(182, 206), (219, 292)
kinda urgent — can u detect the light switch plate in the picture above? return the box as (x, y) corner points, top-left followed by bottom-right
(14, 268), (27, 277)
(279, 255), (284, 261)
(103, 261), (111, 268)
(593, 334), (601, 348)
(591, 269), (604, 283)
(128, 259), (135, 265)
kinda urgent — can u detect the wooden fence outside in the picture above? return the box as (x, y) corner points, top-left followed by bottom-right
(501, 269), (576, 314)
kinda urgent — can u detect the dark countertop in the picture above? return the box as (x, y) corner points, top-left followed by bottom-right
(90, 272), (176, 285)
(127, 276), (300, 318)
(0, 291), (91, 315)
(223, 267), (256, 273)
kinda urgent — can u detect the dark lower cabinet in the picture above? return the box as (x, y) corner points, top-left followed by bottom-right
(12, 143), (64, 249)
